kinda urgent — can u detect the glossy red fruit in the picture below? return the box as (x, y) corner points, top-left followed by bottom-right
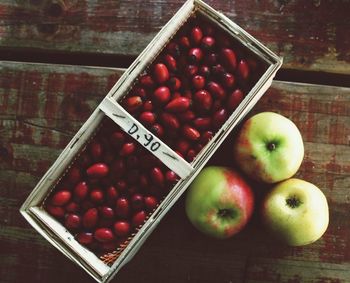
(143, 100), (153, 112)
(139, 111), (156, 126)
(174, 112), (191, 125)
(139, 75), (155, 88)
(144, 196), (158, 211)
(199, 65), (210, 78)
(150, 167), (165, 186)
(191, 26), (203, 44)
(201, 36), (215, 50)
(176, 139), (191, 155)
(99, 206), (115, 219)
(150, 123), (164, 137)
(131, 194), (144, 211)
(160, 112), (180, 129)
(194, 90), (213, 112)
(76, 232), (94, 245)
(168, 77), (182, 91)
(193, 117), (212, 130)
(179, 36), (191, 49)
(115, 197), (130, 218)
(65, 213), (81, 230)
(133, 87), (147, 99)
(124, 96), (143, 112)
(165, 170), (178, 183)
(186, 149), (196, 162)
(166, 41), (180, 57)
(192, 75), (205, 90)
(65, 201), (80, 213)
(212, 108), (229, 129)
(182, 125), (200, 141)
(110, 131), (125, 148)
(221, 48), (237, 71)
(94, 228), (115, 243)
(238, 59), (250, 80)
(221, 72), (235, 88)
(120, 142), (136, 156)
(90, 189), (104, 204)
(204, 53), (218, 66)
(115, 179), (127, 193)
(164, 54), (177, 72)
(46, 205), (65, 218)
(207, 81), (226, 100)
(153, 86), (171, 104)
(87, 163), (109, 178)
(113, 221), (131, 237)
(200, 130), (214, 144)
(67, 167), (81, 184)
(132, 210), (147, 227)
(227, 89), (244, 111)
(211, 64), (225, 77)
(74, 181), (89, 200)
(51, 190), (71, 206)
(106, 185), (119, 201)
(89, 141), (103, 161)
(153, 63), (170, 83)
(185, 65), (198, 77)
(188, 48), (203, 64)
(165, 97), (191, 113)
(83, 208), (98, 229)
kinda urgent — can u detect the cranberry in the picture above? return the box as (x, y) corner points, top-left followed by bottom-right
(132, 211), (147, 228)
(106, 185), (119, 201)
(82, 208), (99, 229)
(191, 26), (203, 45)
(86, 163), (109, 178)
(227, 89), (244, 111)
(65, 214), (81, 230)
(131, 194), (144, 211)
(50, 190), (71, 206)
(76, 232), (94, 245)
(94, 228), (115, 243)
(123, 96), (143, 113)
(89, 141), (103, 161)
(164, 54), (177, 72)
(99, 206), (115, 219)
(46, 205), (65, 218)
(115, 197), (130, 218)
(192, 75), (205, 90)
(238, 59), (250, 80)
(221, 48), (237, 71)
(90, 189), (104, 204)
(114, 221), (131, 237)
(74, 181), (89, 200)
(144, 196), (158, 211)
(139, 111), (156, 126)
(188, 48), (203, 64)
(182, 125), (200, 141)
(65, 201), (80, 213)
(194, 90), (213, 113)
(153, 86), (171, 105)
(153, 63), (170, 84)
(150, 167), (165, 187)
(201, 36), (215, 50)
(165, 97), (191, 113)
(120, 142), (136, 156)
(139, 75), (155, 88)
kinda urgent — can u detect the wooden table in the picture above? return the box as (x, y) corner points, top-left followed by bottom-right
(0, 1), (349, 282)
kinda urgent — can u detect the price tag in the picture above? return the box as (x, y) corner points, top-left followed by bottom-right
(99, 97), (193, 179)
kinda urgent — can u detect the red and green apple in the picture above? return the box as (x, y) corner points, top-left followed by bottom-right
(185, 166), (254, 239)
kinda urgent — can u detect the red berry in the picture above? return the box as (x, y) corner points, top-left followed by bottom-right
(182, 125), (200, 141)
(201, 36), (215, 50)
(153, 63), (169, 84)
(176, 139), (191, 155)
(193, 117), (212, 130)
(99, 206), (115, 219)
(153, 86), (171, 104)
(207, 81), (226, 100)
(160, 112), (180, 129)
(51, 190), (71, 206)
(131, 194), (144, 211)
(76, 232), (93, 245)
(165, 170), (178, 183)
(110, 131), (125, 148)
(139, 111), (156, 126)
(67, 167), (81, 184)
(192, 75), (205, 90)
(221, 48), (237, 71)
(46, 205), (65, 218)
(89, 141), (103, 161)
(106, 185), (119, 201)
(164, 54), (177, 72)
(188, 48), (203, 64)
(74, 181), (89, 200)
(65, 213), (81, 230)
(179, 36), (191, 49)
(150, 123), (164, 138)
(194, 90), (213, 113)
(139, 75), (155, 88)
(65, 201), (80, 213)
(191, 26), (203, 45)
(144, 196), (158, 211)
(83, 208), (99, 229)
(168, 77), (182, 91)
(185, 65), (198, 77)
(178, 110), (195, 122)
(221, 72), (235, 88)
(227, 89), (244, 111)
(150, 167), (165, 186)
(238, 59), (250, 80)
(90, 189), (104, 204)
(86, 163), (109, 178)
(124, 96), (143, 113)
(132, 211), (147, 227)
(165, 97), (191, 113)
(113, 221), (131, 237)
(200, 130), (214, 144)
(120, 142), (136, 156)
(115, 197), (130, 218)
(143, 100), (154, 112)
(94, 228), (115, 243)
(212, 108), (229, 129)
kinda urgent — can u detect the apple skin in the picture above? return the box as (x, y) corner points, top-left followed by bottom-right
(261, 178), (329, 246)
(234, 112), (304, 183)
(185, 166), (254, 239)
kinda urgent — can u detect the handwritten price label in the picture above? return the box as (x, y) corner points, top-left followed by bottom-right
(127, 123), (161, 152)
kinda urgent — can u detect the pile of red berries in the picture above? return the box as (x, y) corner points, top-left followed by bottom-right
(121, 16), (261, 162)
(45, 118), (178, 255)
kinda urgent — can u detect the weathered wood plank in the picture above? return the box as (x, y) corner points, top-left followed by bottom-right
(0, 1), (349, 74)
(0, 62), (349, 283)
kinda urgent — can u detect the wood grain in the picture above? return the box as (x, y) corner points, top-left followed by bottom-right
(0, 62), (350, 283)
(0, 1), (349, 74)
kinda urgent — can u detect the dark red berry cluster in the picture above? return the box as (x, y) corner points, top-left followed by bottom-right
(121, 16), (261, 162)
(45, 118), (178, 255)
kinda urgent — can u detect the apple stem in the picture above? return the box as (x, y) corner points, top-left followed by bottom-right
(267, 142), (276, 151)
(217, 209), (236, 219)
(286, 195), (302, 208)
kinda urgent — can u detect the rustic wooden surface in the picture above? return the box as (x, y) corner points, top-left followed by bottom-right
(0, 0), (350, 74)
(0, 61), (349, 283)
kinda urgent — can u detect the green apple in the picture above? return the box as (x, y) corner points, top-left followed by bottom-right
(261, 178), (329, 246)
(234, 112), (304, 183)
(185, 166), (254, 239)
